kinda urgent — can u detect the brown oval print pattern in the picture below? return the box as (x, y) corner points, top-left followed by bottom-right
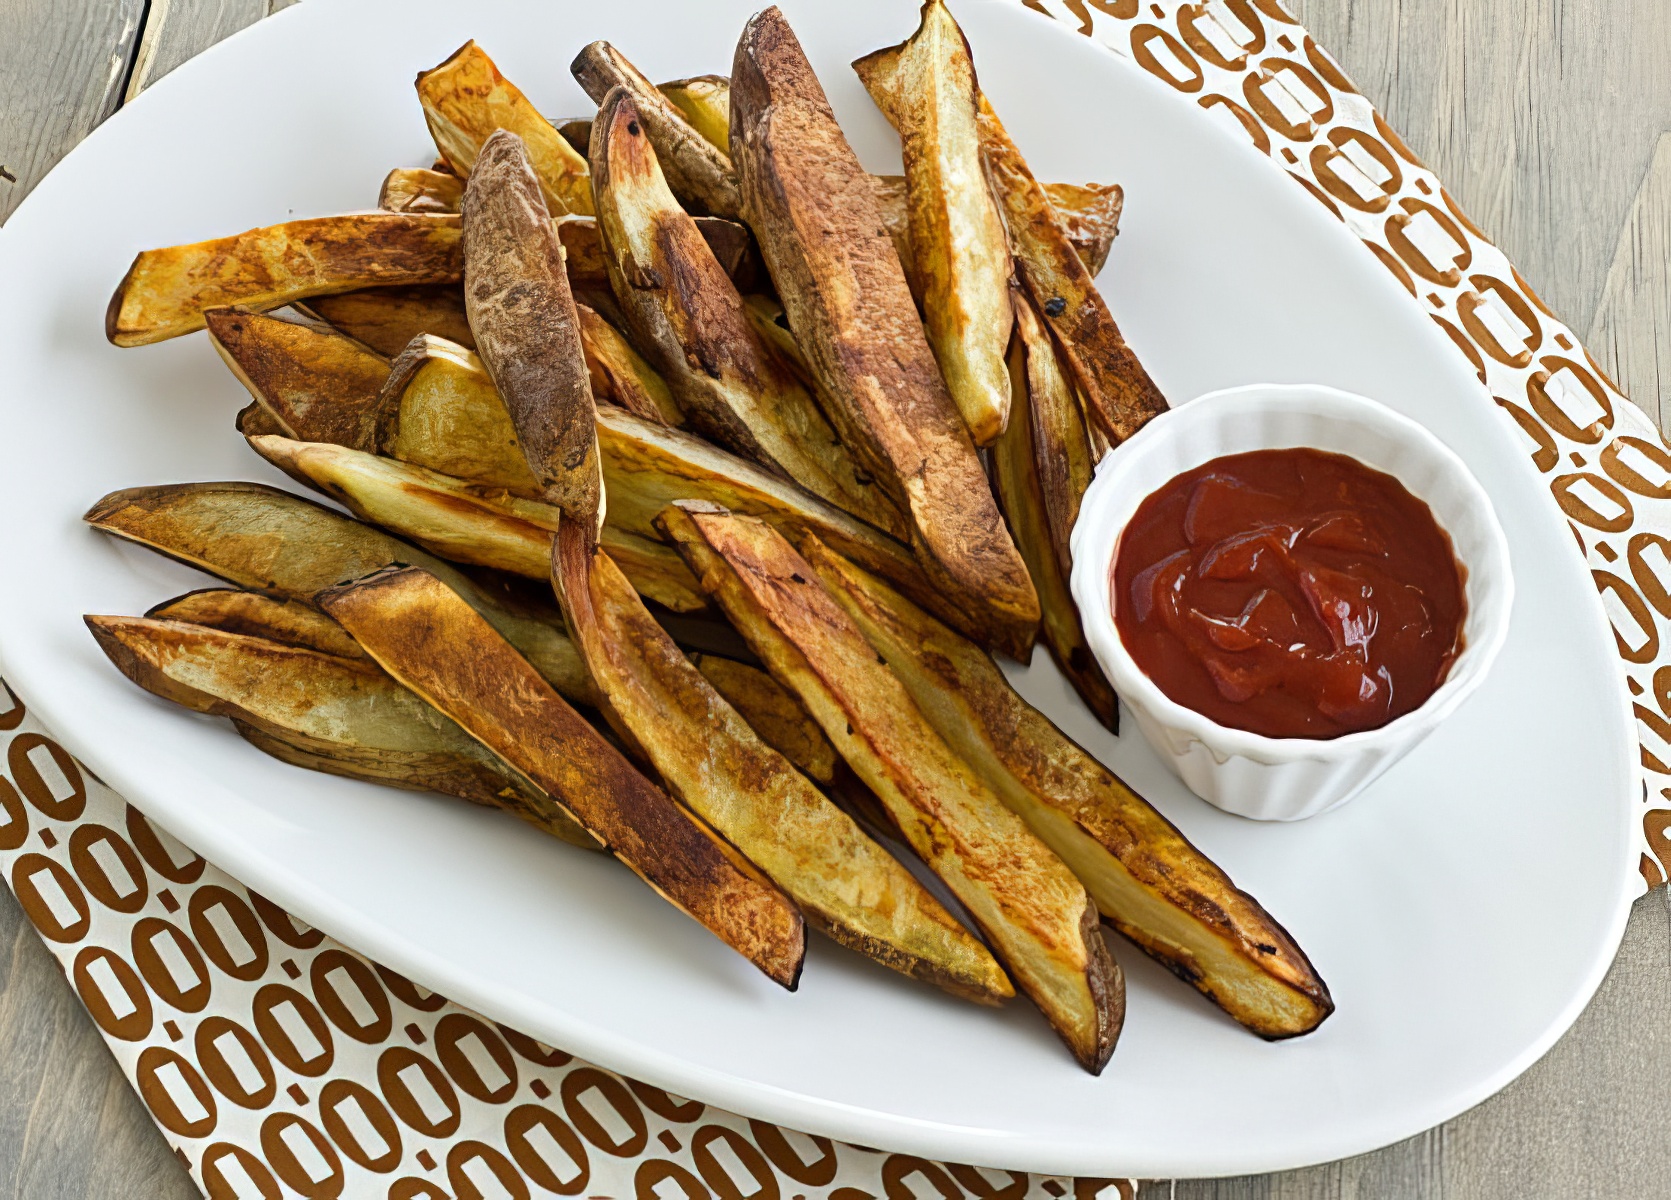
(0, 1), (1654, 1195)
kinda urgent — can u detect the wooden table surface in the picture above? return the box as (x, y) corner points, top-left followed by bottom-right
(2, 0), (1667, 1195)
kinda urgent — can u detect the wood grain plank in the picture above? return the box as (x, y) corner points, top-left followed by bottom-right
(0, 886), (195, 1200)
(1588, 134), (1671, 435)
(124, 0), (273, 103)
(0, 0), (146, 224)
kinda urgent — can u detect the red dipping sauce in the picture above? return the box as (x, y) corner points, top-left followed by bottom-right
(1112, 448), (1465, 739)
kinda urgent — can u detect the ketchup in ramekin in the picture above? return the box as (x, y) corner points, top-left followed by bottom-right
(1111, 447), (1465, 740)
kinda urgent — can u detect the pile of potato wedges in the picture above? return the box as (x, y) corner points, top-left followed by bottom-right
(92, 2), (1330, 1072)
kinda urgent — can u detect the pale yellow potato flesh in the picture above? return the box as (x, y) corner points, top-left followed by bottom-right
(555, 527), (1010, 1003)
(663, 503), (1119, 1072)
(246, 435), (708, 613)
(417, 40), (594, 216)
(107, 214), (462, 346)
(802, 540), (1335, 1039)
(319, 566), (805, 988)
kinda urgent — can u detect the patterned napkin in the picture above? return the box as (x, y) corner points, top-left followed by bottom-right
(3, 1), (1665, 1196)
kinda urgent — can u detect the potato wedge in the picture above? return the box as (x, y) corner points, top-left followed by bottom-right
(83, 481), (592, 704)
(301, 285), (475, 356)
(977, 98), (1163, 444)
(853, 43), (1158, 443)
(663, 503), (1120, 1070)
(380, 167), (466, 214)
(147, 588), (368, 659)
(85, 615), (597, 848)
(247, 435), (707, 612)
(555, 523), (1008, 1002)
(206, 308), (389, 451)
(731, 9), (1039, 660)
(992, 291), (1116, 729)
(318, 565), (805, 988)
(648, 66), (1119, 274)
(591, 88), (904, 537)
(462, 130), (604, 533)
(416, 40), (593, 216)
(107, 214), (463, 346)
(881, 0), (1014, 446)
(575, 305), (683, 426)
(803, 539), (1335, 1038)
(370, 338), (985, 642)
(571, 42), (742, 218)
(659, 75), (731, 150)
(690, 653), (835, 784)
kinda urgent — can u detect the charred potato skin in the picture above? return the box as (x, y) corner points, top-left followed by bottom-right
(663, 502), (1120, 1071)
(318, 565), (806, 989)
(107, 214), (464, 347)
(730, 8), (1039, 660)
(571, 42), (743, 219)
(206, 308), (390, 452)
(590, 87), (903, 538)
(146, 589), (368, 659)
(554, 524), (1009, 1004)
(462, 130), (604, 533)
(804, 541), (1334, 1039)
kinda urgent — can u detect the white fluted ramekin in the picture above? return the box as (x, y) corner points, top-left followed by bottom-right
(1069, 384), (1514, 821)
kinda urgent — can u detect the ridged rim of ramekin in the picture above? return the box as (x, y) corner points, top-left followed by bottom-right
(1069, 383), (1516, 767)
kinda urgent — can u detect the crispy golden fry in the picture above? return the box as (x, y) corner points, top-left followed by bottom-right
(572, 43), (742, 218)
(868, 174), (1117, 289)
(462, 131), (604, 533)
(853, 42), (1155, 442)
(416, 40), (593, 216)
(107, 214), (463, 347)
(874, 0), (1013, 446)
(690, 653), (835, 784)
(247, 435), (707, 612)
(664, 503), (1120, 1070)
(649, 65), (1117, 273)
(82, 482), (592, 704)
(804, 540), (1335, 1038)
(1042, 180), (1122, 276)
(555, 524), (1009, 1001)
(319, 565), (805, 987)
(731, 10), (1039, 660)
(206, 308), (388, 451)
(591, 88), (904, 537)
(575, 305), (683, 426)
(369, 338), (975, 636)
(375, 335), (536, 490)
(977, 98), (1163, 444)
(992, 291), (1116, 729)
(658, 74), (731, 150)
(85, 615), (597, 848)
(379, 167), (466, 214)
(301, 285), (475, 356)
(147, 588), (368, 659)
